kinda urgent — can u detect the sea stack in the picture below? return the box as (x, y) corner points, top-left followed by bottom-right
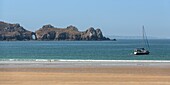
(0, 21), (35, 41)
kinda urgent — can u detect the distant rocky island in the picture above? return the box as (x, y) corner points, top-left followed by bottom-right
(0, 21), (110, 41)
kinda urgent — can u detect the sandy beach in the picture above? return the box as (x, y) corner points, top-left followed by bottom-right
(0, 61), (170, 85)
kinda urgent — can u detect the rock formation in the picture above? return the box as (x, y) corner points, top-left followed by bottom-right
(0, 21), (35, 41)
(0, 21), (110, 41)
(35, 25), (110, 41)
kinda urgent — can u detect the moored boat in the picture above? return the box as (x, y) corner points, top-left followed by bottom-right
(134, 26), (150, 55)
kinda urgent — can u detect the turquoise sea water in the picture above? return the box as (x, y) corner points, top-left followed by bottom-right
(0, 39), (170, 60)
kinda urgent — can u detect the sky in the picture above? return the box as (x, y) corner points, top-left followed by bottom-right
(0, 0), (170, 38)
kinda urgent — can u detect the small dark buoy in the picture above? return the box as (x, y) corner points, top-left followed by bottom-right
(111, 39), (117, 41)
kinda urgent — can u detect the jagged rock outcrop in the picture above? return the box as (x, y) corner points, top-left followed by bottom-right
(0, 21), (110, 41)
(81, 27), (105, 40)
(35, 25), (110, 41)
(35, 25), (81, 40)
(0, 21), (35, 41)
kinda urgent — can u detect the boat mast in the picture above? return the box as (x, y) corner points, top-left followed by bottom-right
(142, 26), (150, 49)
(142, 25), (145, 43)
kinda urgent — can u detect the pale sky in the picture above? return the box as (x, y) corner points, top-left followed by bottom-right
(0, 0), (170, 38)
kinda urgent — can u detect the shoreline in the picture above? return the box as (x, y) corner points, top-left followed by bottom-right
(1, 65), (170, 85)
(1, 60), (170, 68)
(1, 60), (170, 85)
(1, 59), (170, 62)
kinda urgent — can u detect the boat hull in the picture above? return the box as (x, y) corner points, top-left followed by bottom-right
(134, 51), (150, 55)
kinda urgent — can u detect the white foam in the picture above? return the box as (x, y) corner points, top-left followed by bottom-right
(58, 60), (170, 63)
(1, 59), (170, 63)
(35, 59), (49, 62)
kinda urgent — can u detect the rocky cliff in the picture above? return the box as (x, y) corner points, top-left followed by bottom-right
(0, 21), (110, 41)
(0, 21), (35, 41)
(35, 25), (110, 41)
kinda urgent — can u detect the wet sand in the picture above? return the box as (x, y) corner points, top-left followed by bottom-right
(0, 61), (170, 85)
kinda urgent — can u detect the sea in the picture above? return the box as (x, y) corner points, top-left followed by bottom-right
(0, 39), (170, 61)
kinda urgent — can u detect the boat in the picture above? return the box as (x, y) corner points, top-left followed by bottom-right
(134, 26), (150, 55)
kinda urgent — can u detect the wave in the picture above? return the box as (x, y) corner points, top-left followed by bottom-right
(0, 59), (170, 63)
